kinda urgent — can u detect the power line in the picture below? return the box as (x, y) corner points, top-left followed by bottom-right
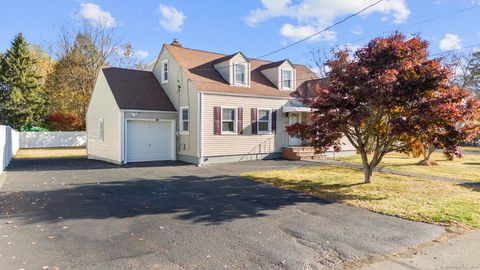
(256, 0), (385, 60)
(431, 42), (480, 57)
(190, 0), (384, 72)
(333, 5), (480, 50)
(186, 41), (480, 86)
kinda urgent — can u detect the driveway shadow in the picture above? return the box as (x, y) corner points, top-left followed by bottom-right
(0, 174), (335, 225)
(6, 158), (190, 172)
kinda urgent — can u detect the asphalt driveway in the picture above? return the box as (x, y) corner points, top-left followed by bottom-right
(0, 158), (444, 270)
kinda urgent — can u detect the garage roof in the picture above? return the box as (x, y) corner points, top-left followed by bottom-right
(102, 67), (176, 112)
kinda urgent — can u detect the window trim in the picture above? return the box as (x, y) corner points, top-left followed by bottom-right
(233, 62), (247, 86)
(98, 118), (104, 142)
(179, 106), (189, 135)
(221, 106), (237, 134)
(257, 108), (272, 135)
(281, 69), (293, 90)
(161, 60), (168, 83)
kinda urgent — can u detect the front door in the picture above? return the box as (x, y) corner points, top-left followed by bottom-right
(288, 112), (302, 146)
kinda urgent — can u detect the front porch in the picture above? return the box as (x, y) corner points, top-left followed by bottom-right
(280, 108), (326, 161)
(282, 146), (326, 161)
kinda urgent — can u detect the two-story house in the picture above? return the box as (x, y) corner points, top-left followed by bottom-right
(86, 40), (354, 165)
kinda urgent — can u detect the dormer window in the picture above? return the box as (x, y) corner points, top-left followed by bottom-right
(282, 69), (293, 90)
(234, 63), (247, 86)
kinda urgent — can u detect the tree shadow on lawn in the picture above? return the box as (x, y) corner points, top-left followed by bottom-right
(460, 182), (480, 192)
(0, 173), (380, 225)
(249, 178), (387, 202)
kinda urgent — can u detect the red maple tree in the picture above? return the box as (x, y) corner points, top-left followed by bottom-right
(46, 111), (85, 131)
(288, 32), (480, 183)
(416, 85), (480, 165)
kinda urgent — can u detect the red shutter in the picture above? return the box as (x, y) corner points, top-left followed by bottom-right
(272, 110), (277, 134)
(238, 107), (243, 135)
(251, 108), (257, 135)
(214, 106), (221, 135)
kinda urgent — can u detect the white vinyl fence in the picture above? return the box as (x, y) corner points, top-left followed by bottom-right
(1, 125), (19, 174)
(19, 131), (86, 149)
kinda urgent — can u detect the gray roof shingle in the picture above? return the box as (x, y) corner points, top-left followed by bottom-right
(102, 67), (176, 111)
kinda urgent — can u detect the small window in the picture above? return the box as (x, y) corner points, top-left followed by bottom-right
(258, 109), (271, 134)
(222, 108), (236, 133)
(98, 119), (104, 141)
(180, 107), (189, 134)
(282, 69), (293, 90)
(161, 60), (168, 83)
(234, 63), (247, 85)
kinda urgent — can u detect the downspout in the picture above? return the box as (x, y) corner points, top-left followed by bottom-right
(198, 92), (204, 166)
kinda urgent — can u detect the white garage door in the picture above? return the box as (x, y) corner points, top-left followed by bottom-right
(126, 120), (174, 162)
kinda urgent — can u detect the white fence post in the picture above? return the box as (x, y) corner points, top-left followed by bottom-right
(1, 125), (20, 174)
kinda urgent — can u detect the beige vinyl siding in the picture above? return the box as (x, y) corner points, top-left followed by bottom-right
(123, 111), (177, 121)
(153, 48), (198, 158)
(86, 71), (121, 163)
(202, 93), (292, 157)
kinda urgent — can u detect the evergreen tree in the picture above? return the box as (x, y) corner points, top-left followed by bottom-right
(0, 33), (46, 129)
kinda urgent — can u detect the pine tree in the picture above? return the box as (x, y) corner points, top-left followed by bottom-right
(0, 33), (46, 129)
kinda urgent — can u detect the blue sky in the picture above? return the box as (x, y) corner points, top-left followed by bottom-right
(1, 0), (479, 68)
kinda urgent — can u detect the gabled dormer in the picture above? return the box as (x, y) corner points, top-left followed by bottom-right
(213, 52), (251, 87)
(260, 60), (296, 91)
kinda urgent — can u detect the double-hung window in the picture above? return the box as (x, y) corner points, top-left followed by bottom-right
(222, 107), (236, 133)
(234, 63), (247, 85)
(161, 60), (168, 83)
(180, 106), (189, 134)
(257, 109), (271, 134)
(282, 69), (293, 90)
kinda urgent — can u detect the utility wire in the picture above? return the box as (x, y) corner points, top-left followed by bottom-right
(186, 41), (480, 86)
(187, 2), (478, 82)
(334, 5), (480, 50)
(190, 0), (385, 72)
(255, 0), (384, 60)
(431, 42), (480, 57)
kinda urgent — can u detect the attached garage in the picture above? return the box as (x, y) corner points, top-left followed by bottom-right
(87, 67), (177, 164)
(126, 120), (175, 162)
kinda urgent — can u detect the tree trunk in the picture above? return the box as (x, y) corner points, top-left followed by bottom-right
(364, 166), (374, 184)
(418, 144), (437, 166)
(359, 149), (374, 184)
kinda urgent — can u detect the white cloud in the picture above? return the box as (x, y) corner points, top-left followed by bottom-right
(280, 24), (336, 42)
(351, 25), (363, 36)
(439, 33), (462, 51)
(246, 0), (410, 41)
(158, 4), (186, 32)
(78, 2), (116, 28)
(134, 49), (149, 59)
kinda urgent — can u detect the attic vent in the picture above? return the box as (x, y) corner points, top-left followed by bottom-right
(171, 39), (182, 47)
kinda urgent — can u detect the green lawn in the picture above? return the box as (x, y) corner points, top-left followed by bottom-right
(242, 166), (480, 229)
(14, 148), (87, 159)
(335, 147), (480, 182)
